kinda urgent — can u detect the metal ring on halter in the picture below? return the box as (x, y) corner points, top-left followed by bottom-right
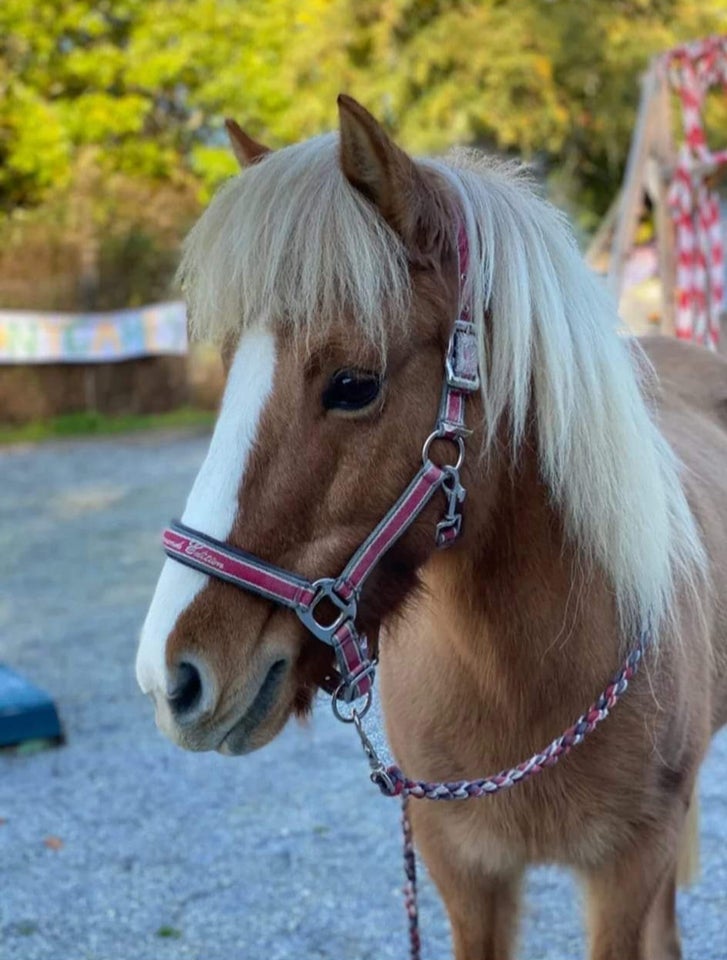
(331, 684), (373, 723)
(421, 429), (465, 470)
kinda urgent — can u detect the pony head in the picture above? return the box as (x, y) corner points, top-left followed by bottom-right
(136, 97), (468, 752)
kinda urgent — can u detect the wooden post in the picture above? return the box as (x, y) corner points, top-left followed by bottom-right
(586, 190), (621, 271)
(73, 149), (101, 414)
(608, 63), (659, 301)
(648, 63), (678, 337)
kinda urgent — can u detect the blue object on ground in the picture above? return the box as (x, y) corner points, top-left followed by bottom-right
(0, 663), (62, 746)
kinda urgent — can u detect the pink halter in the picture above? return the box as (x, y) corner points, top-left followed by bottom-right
(162, 229), (479, 709)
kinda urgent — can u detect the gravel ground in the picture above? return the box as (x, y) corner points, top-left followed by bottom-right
(0, 431), (725, 960)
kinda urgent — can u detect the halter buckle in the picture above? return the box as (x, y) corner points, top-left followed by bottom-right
(295, 577), (357, 645)
(445, 319), (480, 392)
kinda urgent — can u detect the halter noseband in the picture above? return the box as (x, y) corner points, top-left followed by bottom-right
(163, 230), (478, 710)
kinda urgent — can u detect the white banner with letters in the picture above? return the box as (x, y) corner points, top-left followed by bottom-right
(0, 301), (188, 363)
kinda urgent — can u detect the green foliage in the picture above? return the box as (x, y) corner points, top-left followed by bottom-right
(0, 166), (200, 311)
(0, 407), (214, 445)
(263, 0), (726, 217)
(1, 0), (726, 220)
(0, 0), (296, 209)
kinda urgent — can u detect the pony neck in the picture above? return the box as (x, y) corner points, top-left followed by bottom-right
(423, 437), (622, 710)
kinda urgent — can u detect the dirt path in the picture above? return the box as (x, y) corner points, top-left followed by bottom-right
(1, 433), (725, 960)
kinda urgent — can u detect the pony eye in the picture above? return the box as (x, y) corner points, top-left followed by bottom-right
(322, 369), (382, 412)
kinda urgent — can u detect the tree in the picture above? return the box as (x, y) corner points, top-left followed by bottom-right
(1, 0), (725, 220)
(0, 0), (285, 209)
(258, 0), (726, 220)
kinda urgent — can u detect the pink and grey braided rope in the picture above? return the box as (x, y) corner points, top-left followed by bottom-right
(401, 802), (420, 959)
(391, 640), (645, 960)
(379, 642), (643, 802)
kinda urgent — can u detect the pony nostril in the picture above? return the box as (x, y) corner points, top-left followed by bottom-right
(169, 661), (203, 717)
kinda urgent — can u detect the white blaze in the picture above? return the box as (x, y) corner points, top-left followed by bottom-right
(135, 329), (277, 696)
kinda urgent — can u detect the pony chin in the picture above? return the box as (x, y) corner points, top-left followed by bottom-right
(216, 695), (294, 756)
(214, 628), (331, 756)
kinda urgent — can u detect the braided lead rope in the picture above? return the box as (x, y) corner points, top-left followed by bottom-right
(378, 643), (643, 801)
(393, 641), (644, 960)
(401, 799), (420, 960)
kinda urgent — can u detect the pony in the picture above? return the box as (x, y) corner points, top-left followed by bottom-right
(136, 95), (727, 959)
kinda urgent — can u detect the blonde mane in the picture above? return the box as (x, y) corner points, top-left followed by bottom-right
(178, 133), (705, 639)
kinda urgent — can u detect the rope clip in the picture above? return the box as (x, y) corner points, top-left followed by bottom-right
(353, 711), (397, 795)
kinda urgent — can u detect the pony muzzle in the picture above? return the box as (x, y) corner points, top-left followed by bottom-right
(152, 654), (289, 754)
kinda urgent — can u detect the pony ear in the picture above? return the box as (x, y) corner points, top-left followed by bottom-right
(224, 119), (272, 168)
(337, 94), (442, 255)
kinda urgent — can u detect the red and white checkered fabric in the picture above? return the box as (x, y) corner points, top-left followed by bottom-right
(666, 35), (727, 350)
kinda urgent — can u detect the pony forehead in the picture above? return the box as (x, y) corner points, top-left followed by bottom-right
(178, 133), (413, 349)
